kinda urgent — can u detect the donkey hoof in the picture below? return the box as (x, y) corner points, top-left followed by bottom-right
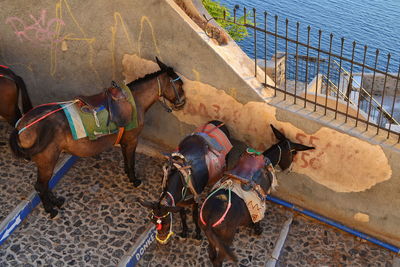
(49, 210), (59, 219)
(132, 179), (142, 188)
(54, 197), (65, 208)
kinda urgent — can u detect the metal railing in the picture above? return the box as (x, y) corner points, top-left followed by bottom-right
(212, 6), (400, 141)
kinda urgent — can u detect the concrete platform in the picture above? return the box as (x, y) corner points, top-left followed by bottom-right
(0, 121), (398, 266)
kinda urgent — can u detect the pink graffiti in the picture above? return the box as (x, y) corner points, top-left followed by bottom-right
(6, 10), (65, 45)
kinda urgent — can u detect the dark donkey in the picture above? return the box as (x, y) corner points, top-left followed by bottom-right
(0, 65), (33, 126)
(139, 120), (233, 244)
(9, 58), (185, 218)
(199, 125), (314, 266)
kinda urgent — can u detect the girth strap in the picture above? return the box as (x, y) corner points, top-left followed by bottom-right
(114, 127), (124, 145)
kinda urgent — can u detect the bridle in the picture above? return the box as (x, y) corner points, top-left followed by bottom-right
(157, 75), (184, 112)
(275, 140), (295, 172)
(151, 191), (175, 244)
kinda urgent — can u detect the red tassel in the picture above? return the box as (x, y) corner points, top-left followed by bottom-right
(156, 223), (162, 230)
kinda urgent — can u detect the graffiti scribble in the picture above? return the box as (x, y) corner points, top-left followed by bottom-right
(6, 9), (65, 45)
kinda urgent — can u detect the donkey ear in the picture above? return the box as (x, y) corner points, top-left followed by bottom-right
(270, 124), (286, 141)
(292, 142), (315, 151)
(137, 198), (156, 209)
(156, 57), (168, 70)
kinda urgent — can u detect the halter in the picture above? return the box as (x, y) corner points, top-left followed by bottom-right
(275, 140), (295, 172)
(153, 191), (175, 244)
(275, 144), (282, 166)
(157, 75), (184, 113)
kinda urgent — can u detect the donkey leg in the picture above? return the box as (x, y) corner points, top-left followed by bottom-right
(48, 192), (65, 208)
(208, 244), (217, 263)
(179, 208), (189, 238)
(122, 150), (129, 174)
(192, 203), (202, 240)
(121, 139), (141, 187)
(34, 181), (58, 219)
(34, 152), (61, 218)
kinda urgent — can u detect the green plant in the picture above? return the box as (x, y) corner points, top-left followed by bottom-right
(202, 0), (251, 41)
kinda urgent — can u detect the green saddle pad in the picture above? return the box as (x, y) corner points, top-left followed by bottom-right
(62, 83), (138, 140)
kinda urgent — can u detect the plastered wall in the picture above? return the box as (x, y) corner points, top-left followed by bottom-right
(1, 0), (399, 247)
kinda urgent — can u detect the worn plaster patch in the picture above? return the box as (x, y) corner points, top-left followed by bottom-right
(354, 213), (370, 223)
(170, 78), (392, 193)
(122, 54), (159, 83)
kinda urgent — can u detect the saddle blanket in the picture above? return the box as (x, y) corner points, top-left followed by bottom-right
(194, 123), (233, 180)
(214, 178), (266, 223)
(62, 84), (137, 140)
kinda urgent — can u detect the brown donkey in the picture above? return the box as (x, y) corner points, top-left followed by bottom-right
(199, 125), (314, 266)
(138, 120), (233, 244)
(9, 58), (185, 218)
(0, 65), (33, 126)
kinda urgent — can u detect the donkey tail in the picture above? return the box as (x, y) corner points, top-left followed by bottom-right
(9, 123), (55, 160)
(14, 75), (33, 113)
(207, 226), (237, 263)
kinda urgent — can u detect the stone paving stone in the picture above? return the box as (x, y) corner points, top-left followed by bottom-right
(0, 127), (397, 266)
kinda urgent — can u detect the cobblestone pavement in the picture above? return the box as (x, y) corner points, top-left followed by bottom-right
(0, 120), (398, 266)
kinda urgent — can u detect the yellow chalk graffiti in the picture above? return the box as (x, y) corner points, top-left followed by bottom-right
(192, 69), (201, 81)
(4, 1), (163, 85)
(229, 87), (237, 99)
(51, 0), (100, 83)
(138, 16), (160, 57)
(110, 12), (135, 80)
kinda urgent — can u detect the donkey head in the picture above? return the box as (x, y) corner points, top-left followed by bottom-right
(138, 197), (182, 245)
(266, 125), (315, 171)
(155, 57), (185, 111)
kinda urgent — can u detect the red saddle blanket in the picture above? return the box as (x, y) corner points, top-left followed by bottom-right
(195, 123), (232, 182)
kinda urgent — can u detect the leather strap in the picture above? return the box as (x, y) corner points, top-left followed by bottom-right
(114, 127), (124, 145)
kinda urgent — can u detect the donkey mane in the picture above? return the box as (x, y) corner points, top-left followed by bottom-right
(126, 68), (174, 87)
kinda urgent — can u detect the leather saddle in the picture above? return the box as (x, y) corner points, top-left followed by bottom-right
(225, 152), (271, 199)
(77, 91), (109, 110)
(76, 82), (132, 127)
